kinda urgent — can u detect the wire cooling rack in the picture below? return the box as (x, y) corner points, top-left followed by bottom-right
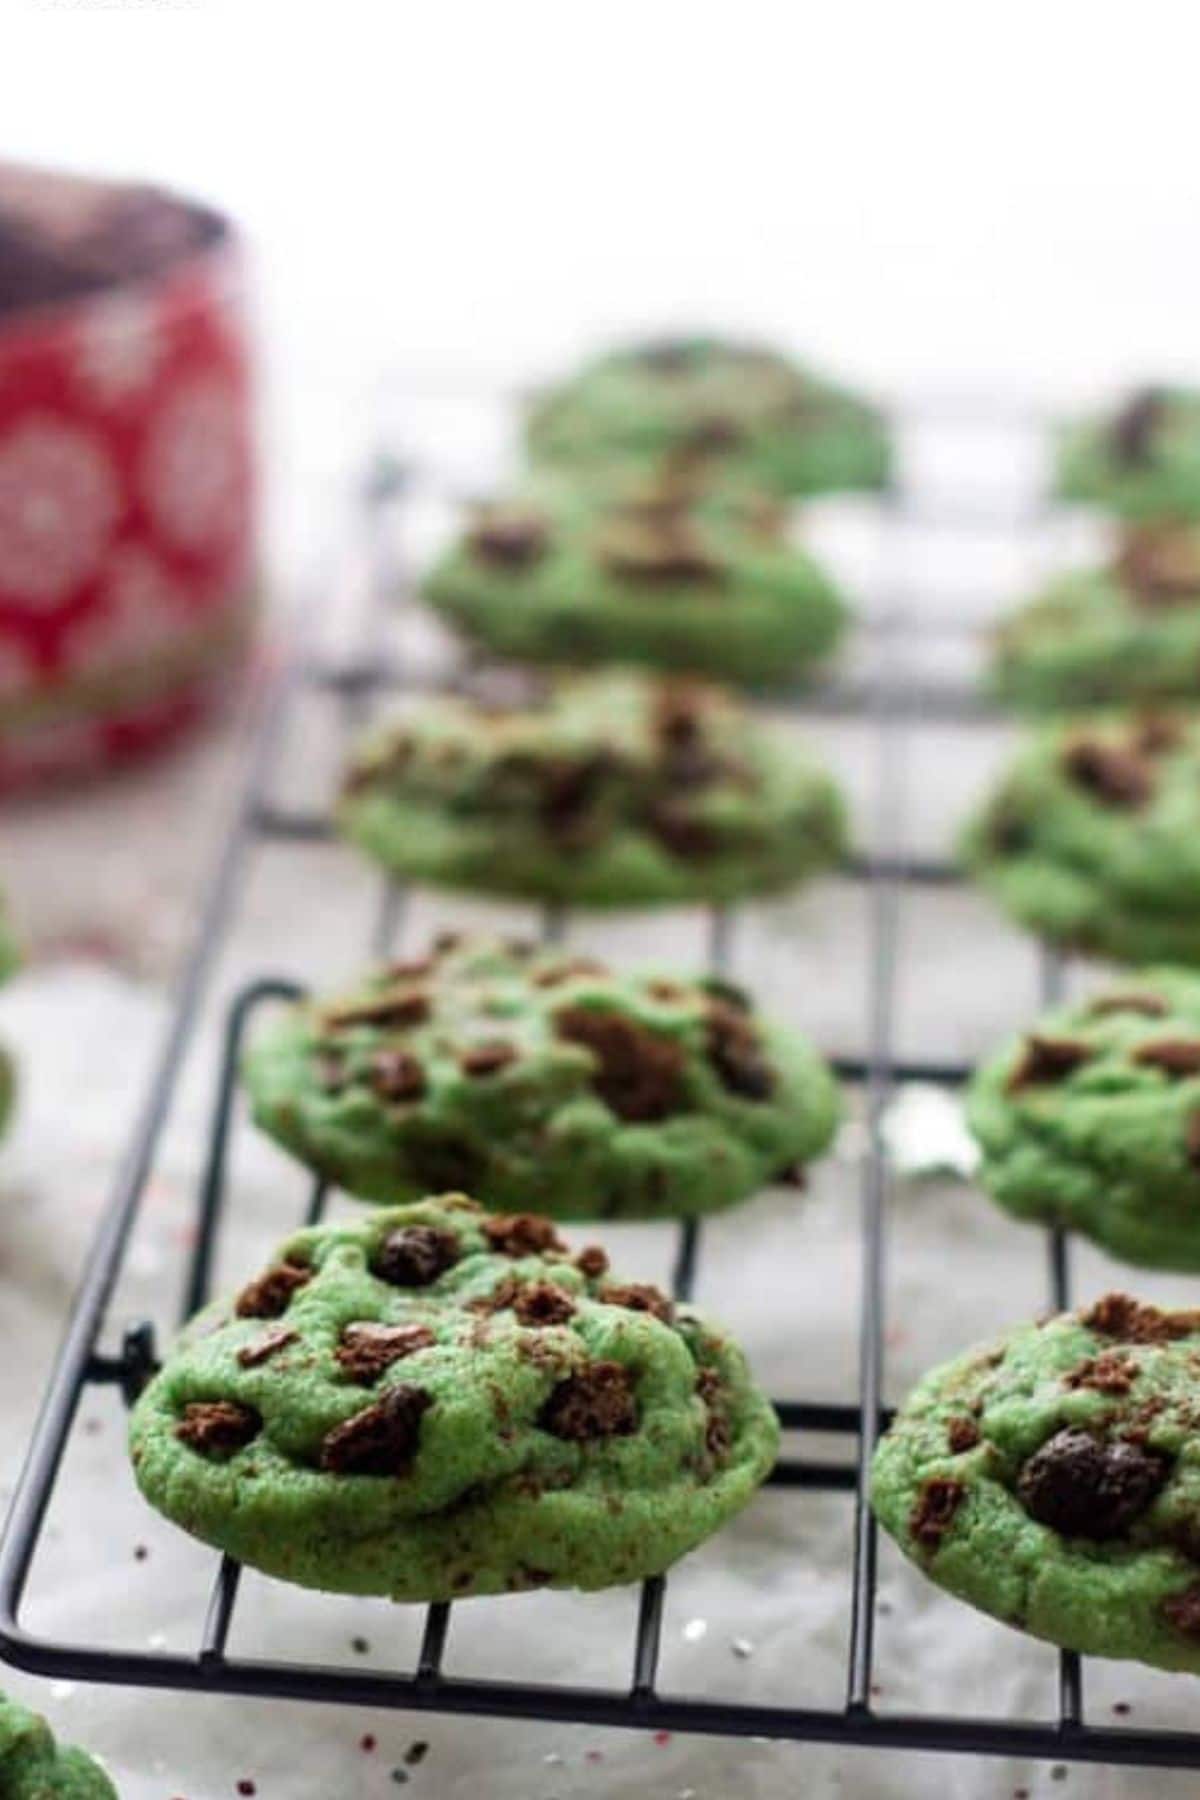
(3, 390), (1199, 1774)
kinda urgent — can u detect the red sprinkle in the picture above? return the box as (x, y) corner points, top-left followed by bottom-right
(236, 1784), (256, 1797)
(361, 1734), (377, 1753)
(653, 1730), (672, 1747)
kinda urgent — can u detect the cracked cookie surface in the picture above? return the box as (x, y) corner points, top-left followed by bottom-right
(339, 669), (847, 907)
(524, 336), (889, 498)
(872, 1295), (1200, 1672)
(968, 969), (1200, 1268)
(0, 1690), (116, 1799)
(422, 469), (845, 688)
(961, 710), (1200, 963)
(242, 934), (840, 1218)
(129, 1195), (780, 1600)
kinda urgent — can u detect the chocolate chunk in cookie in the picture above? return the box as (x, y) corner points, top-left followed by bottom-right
(540, 1360), (638, 1440)
(320, 1384), (433, 1476)
(373, 1225), (460, 1287)
(555, 1005), (687, 1121)
(176, 1400), (261, 1460)
(235, 1259), (312, 1320)
(1017, 1428), (1169, 1537)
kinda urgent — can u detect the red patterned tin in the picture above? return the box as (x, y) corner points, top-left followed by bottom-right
(0, 165), (256, 789)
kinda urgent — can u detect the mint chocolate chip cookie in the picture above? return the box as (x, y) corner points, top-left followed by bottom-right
(872, 1294), (1200, 1673)
(0, 1690), (116, 1798)
(961, 710), (1200, 963)
(990, 525), (1200, 710)
(1058, 386), (1200, 520)
(969, 970), (1200, 1268)
(242, 934), (840, 1218)
(129, 1196), (780, 1601)
(422, 469), (846, 688)
(525, 336), (890, 498)
(339, 669), (847, 907)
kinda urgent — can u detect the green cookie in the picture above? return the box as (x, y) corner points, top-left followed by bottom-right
(129, 1196), (780, 1601)
(339, 669), (847, 908)
(991, 525), (1200, 709)
(961, 710), (1200, 964)
(0, 1690), (116, 1799)
(422, 471), (846, 688)
(872, 1293), (1200, 1673)
(969, 969), (1200, 1268)
(1058, 386), (1200, 520)
(525, 336), (890, 498)
(242, 933), (840, 1218)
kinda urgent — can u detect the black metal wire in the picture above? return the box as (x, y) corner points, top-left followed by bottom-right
(2, 401), (1197, 1773)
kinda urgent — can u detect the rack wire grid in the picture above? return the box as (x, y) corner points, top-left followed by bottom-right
(2, 386), (1196, 1774)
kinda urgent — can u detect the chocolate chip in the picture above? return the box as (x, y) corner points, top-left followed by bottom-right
(481, 1212), (567, 1257)
(511, 1282), (576, 1326)
(1017, 1428), (1169, 1537)
(909, 1476), (967, 1551)
(1133, 1039), (1200, 1077)
(597, 514), (722, 585)
(539, 1360), (638, 1440)
(688, 415), (743, 451)
(1006, 1034), (1092, 1093)
(236, 1326), (298, 1369)
(459, 1040), (518, 1077)
(1163, 1583), (1200, 1637)
(1082, 1292), (1200, 1343)
(373, 1225), (459, 1287)
(327, 991), (431, 1030)
(336, 1322), (436, 1383)
(176, 1400), (261, 1459)
(1062, 739), (1153, 808)
(599, 1281), (675, 1324)
(320, 1384), (432, 1475)
(467, 510), (549, 570)
(947, 1416), (982, 1453)
(1063, 1351), (1136, 1394)
(1086, 991), (1170, 1019)
(706, 1001), (773, 1100)
(371, 1048), (427, 1102)
(1110, 387), (1168, 465)
(645, 800), (721, 860)
(555, 1005), (688, 1122)
(537, 753), (619, 845)
(235, 1259), (312, 1319)
(574, 1244), (609, 1279)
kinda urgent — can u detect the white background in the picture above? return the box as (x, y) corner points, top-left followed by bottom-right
(9, 0), (1200, 478)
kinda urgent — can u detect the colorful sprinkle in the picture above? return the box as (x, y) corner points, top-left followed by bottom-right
(361, 1734), (377, 1752)
(731, 1636), (754, 1659)
(682, 1617), (708, 1643)
(404, 1741), (430, 1767)
(653, 1730), (673, 1747)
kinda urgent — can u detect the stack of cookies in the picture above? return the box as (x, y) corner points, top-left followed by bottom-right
(128, 336), (891, 1609)
(873, 387), (1200, 1674)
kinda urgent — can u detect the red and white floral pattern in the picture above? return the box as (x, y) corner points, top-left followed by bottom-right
(142, 374), (246, 553)
(0, 419), (119, 607)
(0, 234), (255, 789)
